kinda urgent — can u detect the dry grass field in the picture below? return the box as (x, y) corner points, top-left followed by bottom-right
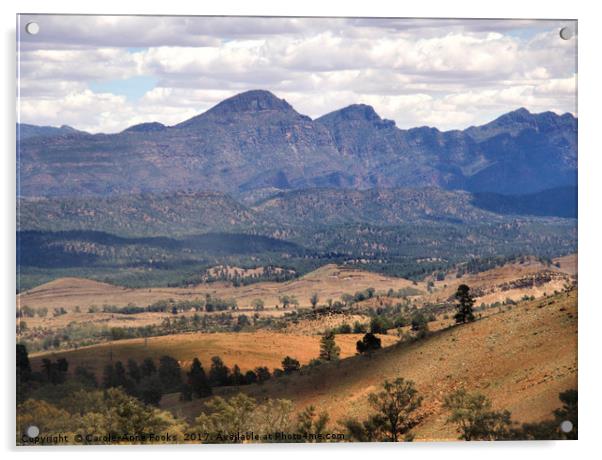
(161, 289), (577, 441)
(29, 331), (398, 377)
(17, 257), (576, 335)
(18, 264), (425, 313)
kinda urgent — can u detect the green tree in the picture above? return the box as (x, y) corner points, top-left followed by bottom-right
(244, 370), (257, 384)
(40, 358), (68, 384)
(344, 378), (422, 442)
(410, 312), (429, 338)
(343, 417), (382, 442)
(16, 344), (31, 384)
(127, 359), (142, 384)
(367, 378), (422, 441)
(74, 366), (98, 388)
(310, 293), (319, 309)
(281, 356), (300, 374)
(443, 389), (512, 440)
(353, 321), (367, 333)
(102, 363), (116, 388)
(113, 361), (131, 390)
(140, 357), (157, 377)
(194, 394), (297, 444)
(338, 323), (352, 333)
(319, 330), (340, 361)
(341, 293), (354, 306)
(138, 376), (163, 406)
(254, 366), (271, 383)
(158, 355), (182, 392)
(194, 393), (257, 443)
(82, 388), (184, 442)
(279, 295), (291, 309)
(208, 356), (230, 386)
(356, 333), (381, 356)
(230, 365), (245, 385)
(296, 405), (330, 442)
(370, 316), (388, 334)
(235, 314), (250, 331)
(454, 284), (475, 323)
(17, 399), (74, 442)
(17, 344), (31, 403)
(188, 358), (212, 397)
(253, 398), (294, 441)
(252, 299), (265, 311)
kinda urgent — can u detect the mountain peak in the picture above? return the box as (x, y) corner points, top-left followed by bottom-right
(465, 107), (576, 143)
(175, 90), (299, 129)
(337, 104), (381, 121)
(123, 121), (167, 133)
(495, 107), (533, 123)
(206, 90), (294, 116)
(317, 104), (395, 129)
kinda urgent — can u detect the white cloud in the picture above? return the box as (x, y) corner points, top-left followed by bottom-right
(17, 16), (577, 132)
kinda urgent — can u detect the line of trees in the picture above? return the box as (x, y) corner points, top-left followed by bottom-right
(17, 344), (577, 443)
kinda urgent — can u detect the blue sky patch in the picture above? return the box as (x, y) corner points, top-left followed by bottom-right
(89, 75), (158, 101)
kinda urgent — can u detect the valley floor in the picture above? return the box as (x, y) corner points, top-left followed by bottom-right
(19, 256), (578, 442)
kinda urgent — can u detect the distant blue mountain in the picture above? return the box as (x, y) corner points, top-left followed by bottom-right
(471, 186), (577, 219)
(122, 122), (166, 133)
(17, 123), (87, 140)
(17, 90), (577, 198)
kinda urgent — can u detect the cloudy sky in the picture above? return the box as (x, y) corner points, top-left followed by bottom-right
(17, 15), (577, 133)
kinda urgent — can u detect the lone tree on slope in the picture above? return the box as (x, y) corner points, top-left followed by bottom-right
(319, 330), (341, 361)
(356, 332), (382, 356)
(310, 293), (319, 309)
(454, 284), (475, 324)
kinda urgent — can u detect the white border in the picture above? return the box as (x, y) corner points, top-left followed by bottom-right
(3, 1), (601, 459)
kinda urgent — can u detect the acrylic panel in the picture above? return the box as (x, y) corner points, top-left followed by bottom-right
(16, 15), (577, 445)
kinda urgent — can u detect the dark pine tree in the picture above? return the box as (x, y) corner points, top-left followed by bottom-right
(102, 363), (116, 388)
(319, 330), (341, 361)
(356, 333), (382, 356)
(139, 376), (163, 406)
(114, 361), (129, 388)
(16, 344), (31, 383)
(230, 364), (245, 385)
(158, 355), (183, 392)
(17, 344), (32, 403)
(245, 370), (258, 384)
(454, 284), (475, 323)
(282, 356), (300, 374)
(127, 359), (142, 384)
(208, 356), (230, 386)
(140, 357), (157, 377)
(188, 358), (212, 397)
(254, 366), (271, 383)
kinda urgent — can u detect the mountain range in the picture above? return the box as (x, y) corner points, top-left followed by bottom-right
(17, 90), (577, 198)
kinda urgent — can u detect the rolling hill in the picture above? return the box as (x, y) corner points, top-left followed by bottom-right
(28, 331), (398, 377)
(162, 288), (578, 441)
(17, 264), (425, 313)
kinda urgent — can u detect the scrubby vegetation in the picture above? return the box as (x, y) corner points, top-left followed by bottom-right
(443, 388), (578, 440)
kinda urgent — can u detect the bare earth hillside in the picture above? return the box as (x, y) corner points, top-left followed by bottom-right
(161, 289), (577, 441)
(29, 332), (398, 377)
